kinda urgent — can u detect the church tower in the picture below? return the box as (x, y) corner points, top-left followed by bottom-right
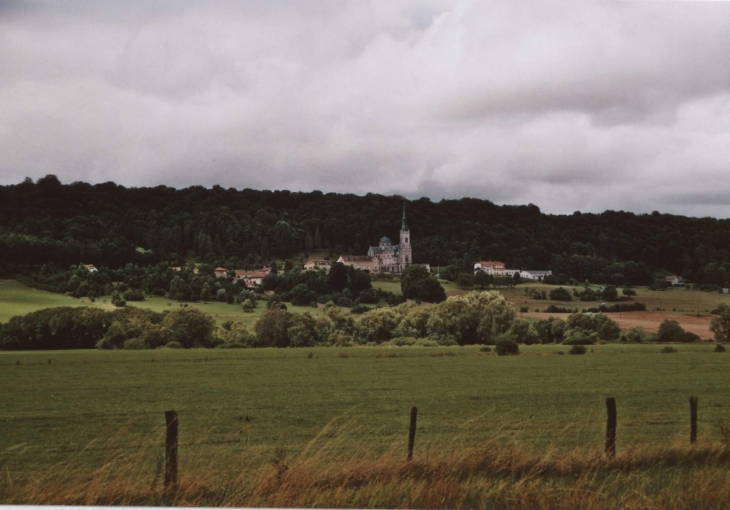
(399, 204), (412, 272)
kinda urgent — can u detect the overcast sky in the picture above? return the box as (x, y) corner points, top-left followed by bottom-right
(1, 1), (729, 217)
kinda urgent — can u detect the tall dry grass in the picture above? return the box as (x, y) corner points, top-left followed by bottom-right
(2, 417), (729, 508)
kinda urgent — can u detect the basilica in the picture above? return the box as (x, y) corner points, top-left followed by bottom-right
(338, 207), (412, 274)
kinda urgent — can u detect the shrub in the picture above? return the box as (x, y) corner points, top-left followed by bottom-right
(164, 341), (182, 349)
(123, 289), (145, 301)
(122, 338), (149, 350)
(335, 296), (355, 308)
(415, 339), (439, 347)
(568, 345), (587, 355)
(661, 346), (678, 353)
(350, 304), (369, 314)
(714, 343), (726, 353)
(390, 337), (418, 347)
(620, 326), (645, 343)
(563, 330), (596, 345)
(544, 305), (573, 313)
(479, 345), (492, 352)
(495, 338), (520, 356)
(656, 320), (684, 342)
(549, 287), (572, 301)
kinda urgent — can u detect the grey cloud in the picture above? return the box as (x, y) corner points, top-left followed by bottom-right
(0, 1), (729, 218)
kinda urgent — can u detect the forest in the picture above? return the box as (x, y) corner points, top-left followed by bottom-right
(1, 175), (730, 287)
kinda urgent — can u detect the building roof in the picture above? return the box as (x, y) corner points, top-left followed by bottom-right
(340, 255), (372, 262)
(523, 270), (551, 275)
(379, 236), (392, 245)
(235, 270), (268, 278)
(478, 261), (505, 266)
(214, 267), (227, 271)
(370, 245), (399, 255)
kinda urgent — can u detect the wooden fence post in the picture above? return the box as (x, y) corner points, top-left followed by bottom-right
(605, 398), (617, 457)
(407, 406), (417, 461)
(165, 410), (179, 493)
(690, 396), (698, 444)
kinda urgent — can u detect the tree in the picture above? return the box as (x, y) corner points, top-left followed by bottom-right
(328, 262), (348, 293)
(401, 264), (446, 303)
(710, 306), (730, 342)
(456, 273), (474, 289)
(656, 320), (684, 342)
(200, 283), (213, 302)
(473, 270), (489, 289)
(549, 287), (572, 301)
(162, 308), (216, 348)
(254, 309), (292, 347)
(601, 285), (619, 302)
(356, 307), (401, 344)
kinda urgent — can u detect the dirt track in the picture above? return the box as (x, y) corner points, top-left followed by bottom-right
(523, 311), (715, 340)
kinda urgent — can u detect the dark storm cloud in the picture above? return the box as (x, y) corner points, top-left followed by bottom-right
(0, 1), (729, 217)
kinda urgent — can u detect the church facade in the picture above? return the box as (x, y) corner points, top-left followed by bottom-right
(338, 207), (412, 274)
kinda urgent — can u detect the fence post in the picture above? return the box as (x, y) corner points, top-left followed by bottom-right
(605, 398), (616, 457)
(407, 406), (417, 461)
(690, 396), (698, 444)
(164, 410), (179, 493)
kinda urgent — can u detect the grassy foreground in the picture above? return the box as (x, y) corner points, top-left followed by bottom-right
(1, 345), (730, 507)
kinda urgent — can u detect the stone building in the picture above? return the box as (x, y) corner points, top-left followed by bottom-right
(338, 207), (412, 274)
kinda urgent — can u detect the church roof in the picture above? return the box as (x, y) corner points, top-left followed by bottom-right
(370, 245), (399, 255)
(380, 236), (391, 244)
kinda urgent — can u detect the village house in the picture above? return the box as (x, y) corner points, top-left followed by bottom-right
(303, 259), (332, 273)
(520, 270), (553, 281)
(474, 261), (550, 280)
(83, 264), (98, 273)
(234, 269), (269, 287)
(666, 275), (685, 287)
(214, 267), (228, 278)
(473, 261), (506, 275)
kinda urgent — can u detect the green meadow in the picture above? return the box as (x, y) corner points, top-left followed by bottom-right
(1, 344), (729, 478)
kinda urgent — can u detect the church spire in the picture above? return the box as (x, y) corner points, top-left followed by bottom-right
(401, 202), (408, 231)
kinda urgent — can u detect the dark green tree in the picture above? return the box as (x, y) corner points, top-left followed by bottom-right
(401, 264), (446, 303)
(329, 262), (348, 292)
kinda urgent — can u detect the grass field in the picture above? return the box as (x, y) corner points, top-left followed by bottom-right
(1, 345), (729, 504)
(0, 280), (91, 323)
(0, 280), (326, 327)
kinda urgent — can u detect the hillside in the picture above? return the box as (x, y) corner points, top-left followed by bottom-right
(1, 175), (730, 286)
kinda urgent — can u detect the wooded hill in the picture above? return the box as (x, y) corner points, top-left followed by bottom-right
(1, 175), (730, 286)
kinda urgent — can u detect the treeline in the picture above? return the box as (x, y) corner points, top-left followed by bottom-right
(17, 260), (387, 309)
(2, 176), (730, 285)
(3, 292), (726, 352)
(0, 307), (217, 350)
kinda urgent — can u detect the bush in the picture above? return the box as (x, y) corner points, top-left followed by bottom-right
(568, 345), (587, 355)
(350, 304), (369, 314)
(620, 326), (645, 343)
(415, 339), (439, 347)
(544, 305), (573, 313)
(714, 343), (726, 352)
(123, 289), (145, 301)
(549, 287), (572, 301)
(479, 345), (492, 352)
(661, 346), (678, 353)
(164, 341), (183, 349)
(335, 296), (355, 308)
(655, 320), (699, 343)
(122, 338), (149, 350)
(495, 338), (520, 356)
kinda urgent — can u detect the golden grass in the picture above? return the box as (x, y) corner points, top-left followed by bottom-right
(3, 417), (729, 509)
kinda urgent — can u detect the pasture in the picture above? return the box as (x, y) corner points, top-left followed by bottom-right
(1, 345), (729, 477)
